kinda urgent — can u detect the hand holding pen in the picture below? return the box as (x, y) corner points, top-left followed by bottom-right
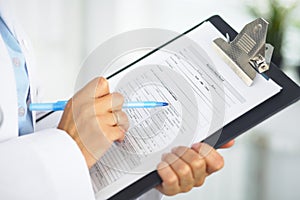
(48, 77), (167, 168)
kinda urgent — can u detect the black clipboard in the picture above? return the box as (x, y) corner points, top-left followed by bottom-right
(106, 15), (300, 200)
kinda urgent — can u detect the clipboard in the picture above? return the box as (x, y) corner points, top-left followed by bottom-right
(36, 15), (300, 200)
(106, 15), (300, 200)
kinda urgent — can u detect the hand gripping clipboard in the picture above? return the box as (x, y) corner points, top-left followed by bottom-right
(107, 15), (300, 200)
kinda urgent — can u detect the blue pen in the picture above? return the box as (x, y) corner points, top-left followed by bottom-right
(29, 101), (168, 111)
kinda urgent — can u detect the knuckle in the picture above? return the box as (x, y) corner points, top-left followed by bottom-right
(164, 174), (178, 186)
(177, 164), (190, 177)
(191, 157), (205, 171)
(112, 92), (124, 103)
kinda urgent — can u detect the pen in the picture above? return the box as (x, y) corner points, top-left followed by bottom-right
(29, 101), (169, 111)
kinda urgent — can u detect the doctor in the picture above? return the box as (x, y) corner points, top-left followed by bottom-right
(0, 2), (233, 200)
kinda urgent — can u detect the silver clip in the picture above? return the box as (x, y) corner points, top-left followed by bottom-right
(213, 18), (272, 86)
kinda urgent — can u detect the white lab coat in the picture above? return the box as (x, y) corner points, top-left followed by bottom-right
(0, 2), (162, 200)
(0, 2), (95, 200)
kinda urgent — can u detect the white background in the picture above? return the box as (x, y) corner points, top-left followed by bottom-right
(7, 0), (300, 199)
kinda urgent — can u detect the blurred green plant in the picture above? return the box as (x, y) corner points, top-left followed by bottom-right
(247, 0), (299, 67)
(293, 16), (300, 79)
(293, 15), (300, 29)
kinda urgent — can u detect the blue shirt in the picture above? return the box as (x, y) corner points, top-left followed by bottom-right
(0, 16), (33, 136)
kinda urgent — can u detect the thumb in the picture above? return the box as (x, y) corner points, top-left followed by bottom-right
(85, 77), (110, 98)
(95, 77), (110, 98)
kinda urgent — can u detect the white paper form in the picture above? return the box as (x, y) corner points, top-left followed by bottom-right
(92, 22), (282, 199)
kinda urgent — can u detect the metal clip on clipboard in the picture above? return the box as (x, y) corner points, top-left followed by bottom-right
(213, 18), (274, 86)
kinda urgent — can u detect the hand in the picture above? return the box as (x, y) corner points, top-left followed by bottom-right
(156, 141), (234, 196)
(58, 77), (129, 168)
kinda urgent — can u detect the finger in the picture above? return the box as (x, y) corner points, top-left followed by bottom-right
(97, 113), (117, 126)
(113, 111), (129, 132)
(98, 111), (129, 129)
(94, 92), (124, 114)
(162, 153), (194, 193)
(95, 77), (110, 98)
(220, 140), (235, 149)
(80, 77), (109, 98)
(156, 161), (180, 196)
(171, 147), (207, 187)
(101, 125), (126, 142)
(192, 143), (224, 175)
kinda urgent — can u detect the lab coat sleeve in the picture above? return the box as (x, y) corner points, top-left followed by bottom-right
(0, 128), (95, 200)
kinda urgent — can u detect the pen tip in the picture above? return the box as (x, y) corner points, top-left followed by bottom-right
(163, 102), (169, 106)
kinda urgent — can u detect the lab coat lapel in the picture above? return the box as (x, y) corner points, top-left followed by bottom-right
(13, 25), (38, 130)
(0, 6), (37, 130)
(0, 32), (18, 141)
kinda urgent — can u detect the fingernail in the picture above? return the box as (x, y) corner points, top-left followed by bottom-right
(171, 147), (177, 153)
(192, 143), (201, 150)
(118, 125), (126, 133)
(161, 153), (167, 159)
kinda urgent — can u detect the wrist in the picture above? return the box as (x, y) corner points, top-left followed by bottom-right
(76, 137), (97, 168)
(58, 100), (97, 168)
